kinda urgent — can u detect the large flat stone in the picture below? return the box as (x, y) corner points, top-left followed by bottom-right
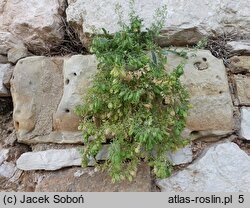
(35, 163), (151, 192)
(16, 146), (110, 171)
(66, 0), (250, 46)
(165, 49), (235, 139)
(11, 56), (64, 142)
(157, 142), (250, 191)
(234, 75), (250, 105)
(11, 55), (97, 144)
(240, 107), (250, 140)
(16, 149), (82, 171)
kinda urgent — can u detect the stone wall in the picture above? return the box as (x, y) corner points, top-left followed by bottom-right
(0, 0), (250, 192)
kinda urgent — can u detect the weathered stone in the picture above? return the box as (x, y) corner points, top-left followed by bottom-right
(53, 55), (97, 132)
(0, 55), (8, 64)
(166, 49), (235, 139)
(240, 107), (250, 140)
(0, 64), (11, 96)
(16, 145), (110, 171)
(234, 75), (250, 105)
(31, 143), (80, 152)
(0, 0), (66, 52)
(7, 47), (30, 64)
(157, 142), (250, 192)
(96, 144), (109, 161)
(16, 148), (82, 171)
(229, 56), (250, 73)
(0, 148), (9, 165)
(167, 145), (192, 165)
(227, 40), (250, 55)
(29, 132), (83, 144)
(2, 65), (13, 89)
(11, 55), (97, 144)
(0, 32), (23, 55)
(66, 0), (250, 47)
(11, 56), (64, 142)
(0, 162), (16, 178)
(35, 163), (151, 192)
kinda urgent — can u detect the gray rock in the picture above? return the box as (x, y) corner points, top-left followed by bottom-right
(66, 0), (250, 46)
(16, 148), (82, 171)
(0, 55), (8, 64)
(240, 107), (250, 140)
(3, 65), (13, 89)
(0, 0), (66, 52)
(0, 162), (16, 178)
(16, 146), (110, 171)
(167, 145), (192, 165)
(157, 142), (250, 192)
(227, 40), (250, 54)
(234, 75), (250, 105)
(0, 32), (23, 55)
(0, 64), (11, 97)
(96, 144), (109, 161)
(0, 148), (9, 165)
(7, 47), (29, 64)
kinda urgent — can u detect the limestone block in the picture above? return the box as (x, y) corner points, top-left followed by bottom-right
(11, 56), (64, 142)
(66, 0), (250, 46)
(165, 49), (235, 139)
(157, 142), (250, 192)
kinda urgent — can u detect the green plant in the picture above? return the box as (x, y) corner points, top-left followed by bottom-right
(75, 2), (190, 182)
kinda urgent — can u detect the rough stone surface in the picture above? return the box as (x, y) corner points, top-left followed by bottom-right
(0, 0), (66, 52)
(167, 145), (192, 165)
(35, 163), (151, 192)
(0, 64), (11, 97)
(227, 40), (250, 55)
(234, 75), (250, 105)
(157, 142), (250, 192)
(0, 148), (9, 164)
(66, 0), (250, 46)
(0, 162), (16, 178)
(229, 56), (250, 73)
(16, 145), (110, 171)
(53, 55), (97, 132)
(240, 107), (250, 140)
(16, 148), (82, 171)
(166, 49), (235, 139)
(11, 56), (64, 143)
(0, 32), (23, 55)
(0, 55), (8, 64)
(7, 47), (30, 64)
(11, 51), (234, 143)
(2, 65), (13, 89)
(11, 55), (97, 144)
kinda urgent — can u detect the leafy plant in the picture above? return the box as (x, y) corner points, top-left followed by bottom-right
(75, 2), (190, 182)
